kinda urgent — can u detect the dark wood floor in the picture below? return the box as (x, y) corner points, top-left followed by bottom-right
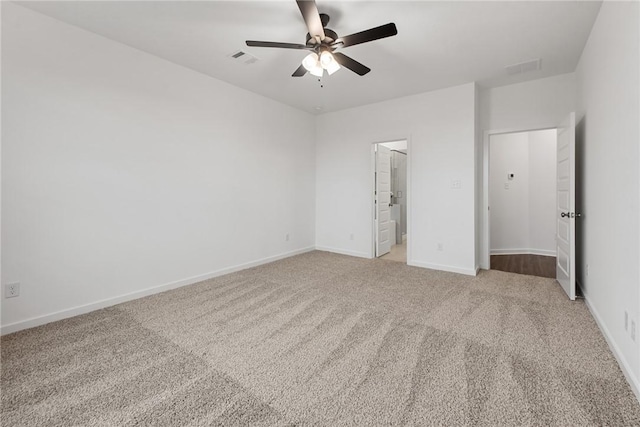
(490, 254), (556, 278)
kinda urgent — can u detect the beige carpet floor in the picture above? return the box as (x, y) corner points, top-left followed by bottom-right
(2, 251), (639, 426)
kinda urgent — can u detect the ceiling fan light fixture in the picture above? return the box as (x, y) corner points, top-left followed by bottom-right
(303, 52), (324, 77)
(325, 59), (341, 75)
(302, 52), (319, 71)
(319, 50), (334, 67)
(309, 65), (324, 77)
(246, 0), (397, 78)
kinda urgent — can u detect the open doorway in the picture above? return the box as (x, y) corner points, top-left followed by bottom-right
(373, 140), (407, 263)
(488, 129), (557, 277)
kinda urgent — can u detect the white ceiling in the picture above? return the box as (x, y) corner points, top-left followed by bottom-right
(16, 1), (602, 114)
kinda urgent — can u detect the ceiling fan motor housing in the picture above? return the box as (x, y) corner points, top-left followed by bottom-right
(306, 28), (338, 47)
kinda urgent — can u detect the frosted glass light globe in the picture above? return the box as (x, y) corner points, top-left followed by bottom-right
(302, 52), (319, 71)
(320, 51), (334, 68)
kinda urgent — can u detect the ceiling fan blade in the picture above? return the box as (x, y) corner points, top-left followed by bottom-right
(292, 64), (307, 77)
(296, 0), (325, 41)
(246, 41), (311, 50)
(333, 23), (397, 48)
(333, 52), (371, 76)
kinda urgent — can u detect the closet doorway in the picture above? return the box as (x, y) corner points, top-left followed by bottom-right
(488, 129), (557, 278)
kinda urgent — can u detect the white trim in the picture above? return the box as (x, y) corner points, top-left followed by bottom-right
(482, 130), (491, 270)
(408, 260), (478, 276)
(490, 248), (556, 257)
(406, 136), (412, 265)
(315, 246), (370, 259)
(1, 246), (315, 336)
(0, 2), (3, 343)
(583, 291), (640, 404)
(370, 144), (376, 259)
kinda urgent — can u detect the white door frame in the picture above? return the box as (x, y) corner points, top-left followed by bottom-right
(370, 137), (411, 262)
(481, 125), (557, 270)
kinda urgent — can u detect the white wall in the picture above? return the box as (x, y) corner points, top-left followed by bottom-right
(528, 130), (557, 253)
(574, 0), (640, 397)
(1, 4), (316, 332)
(316, 83), (477, 275)
(490, 130), (556, 256)
(480, 73), (577, 132)
(479, 73), (577, 267)
(490, 132), (530, 253)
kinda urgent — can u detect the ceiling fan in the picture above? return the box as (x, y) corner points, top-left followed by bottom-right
(246, 0), (397, 77)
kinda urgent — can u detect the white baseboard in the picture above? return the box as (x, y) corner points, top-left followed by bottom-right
(408, 260), (477, 276)
(1, 246), (316, 336)
(583, 291), (640, 404)
(315, 246), (371, 259)
(490, 248), (555, 257)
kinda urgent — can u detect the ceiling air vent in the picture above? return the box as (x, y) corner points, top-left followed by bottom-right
(505, 58), (541, 75)
(228, 50), (259, 65)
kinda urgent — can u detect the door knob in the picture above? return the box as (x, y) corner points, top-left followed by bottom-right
(561, 212), (582, 218)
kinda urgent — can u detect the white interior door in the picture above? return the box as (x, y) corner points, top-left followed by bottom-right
(556, 112), (576, 300)
(376, 145), (392, 257)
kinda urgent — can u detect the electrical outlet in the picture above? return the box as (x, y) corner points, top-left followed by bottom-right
(437, 242), (444, 251)
(504, 183), (510, 190)
(631, 319), (636, 341)
(285, 233), (290, 241)
(451, 179), (462, 189)
(586, 264), (590, 276)
(5, 283), (20, 298)
(625, 311), (629, 331)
